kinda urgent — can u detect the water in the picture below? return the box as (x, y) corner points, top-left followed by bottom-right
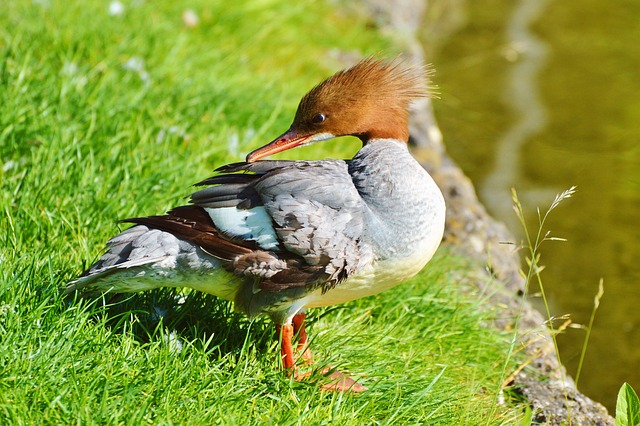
(425, 0), (640, 411)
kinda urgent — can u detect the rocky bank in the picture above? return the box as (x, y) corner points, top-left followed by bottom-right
(357, 0), (615, 424)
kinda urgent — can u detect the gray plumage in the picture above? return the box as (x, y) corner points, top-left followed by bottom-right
(69, 138), (444, 324)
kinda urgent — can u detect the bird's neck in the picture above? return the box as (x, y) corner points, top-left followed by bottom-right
(350, 138), (420, 207)
(349, 138), (445, 259)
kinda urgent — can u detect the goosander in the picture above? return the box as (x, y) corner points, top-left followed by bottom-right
(68, 58), (446, 391)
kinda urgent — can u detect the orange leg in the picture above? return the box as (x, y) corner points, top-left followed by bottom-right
(275, 323), (296, 371)
(292, 312), (313, 364)
(275, 317), (367, 393)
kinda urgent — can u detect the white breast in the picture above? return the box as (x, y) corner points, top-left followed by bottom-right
(302, 228), (444, 308)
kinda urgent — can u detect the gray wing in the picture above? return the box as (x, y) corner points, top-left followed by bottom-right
(256, 161), (366, 283)
(192, 160), (368, 292)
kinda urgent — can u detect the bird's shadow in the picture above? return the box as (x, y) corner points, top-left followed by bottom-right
(75, 289), (276, 362)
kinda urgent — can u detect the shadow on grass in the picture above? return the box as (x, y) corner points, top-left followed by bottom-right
(69, 289), (277, 363)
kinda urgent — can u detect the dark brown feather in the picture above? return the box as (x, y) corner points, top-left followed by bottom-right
(122, 206), (339, 292)
(121, 159), (355, 294)
(123, 205), (257, 262)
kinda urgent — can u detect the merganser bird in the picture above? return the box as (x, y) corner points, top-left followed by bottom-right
(67, 58), (446, 392)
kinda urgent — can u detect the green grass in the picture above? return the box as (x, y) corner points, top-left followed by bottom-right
(3, 255), (522, 425)
(1, 1), (524, 424)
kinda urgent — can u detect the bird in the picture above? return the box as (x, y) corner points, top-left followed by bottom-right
(67, 58), (446, 392)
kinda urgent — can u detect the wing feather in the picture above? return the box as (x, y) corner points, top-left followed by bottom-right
(92, 160), (368, 294)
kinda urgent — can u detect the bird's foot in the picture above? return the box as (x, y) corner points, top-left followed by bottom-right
(279, 316), (366, 392)
(297, 344), (313, 365)
(294, 366), (368, 393)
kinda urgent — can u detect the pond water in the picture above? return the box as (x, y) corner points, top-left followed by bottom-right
(424, 0), (640, 411)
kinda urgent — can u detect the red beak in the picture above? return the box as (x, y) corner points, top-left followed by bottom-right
(245, 128), (311, 162)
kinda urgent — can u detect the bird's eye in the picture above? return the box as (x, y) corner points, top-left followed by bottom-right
(312, 113), (326, 124)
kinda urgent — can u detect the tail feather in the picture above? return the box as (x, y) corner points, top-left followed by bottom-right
(66, 255), (171, 294)
(66, 225), (221, 295)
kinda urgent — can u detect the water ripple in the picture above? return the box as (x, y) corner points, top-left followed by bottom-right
(481, 0), (554, 232)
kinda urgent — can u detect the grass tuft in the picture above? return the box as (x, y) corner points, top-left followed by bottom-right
(502, 186), (609, 422)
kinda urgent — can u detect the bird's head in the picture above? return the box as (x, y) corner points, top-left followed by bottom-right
(246, 58), (434, 162)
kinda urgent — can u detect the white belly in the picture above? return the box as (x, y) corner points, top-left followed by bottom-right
(302, 241), (440, 308)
